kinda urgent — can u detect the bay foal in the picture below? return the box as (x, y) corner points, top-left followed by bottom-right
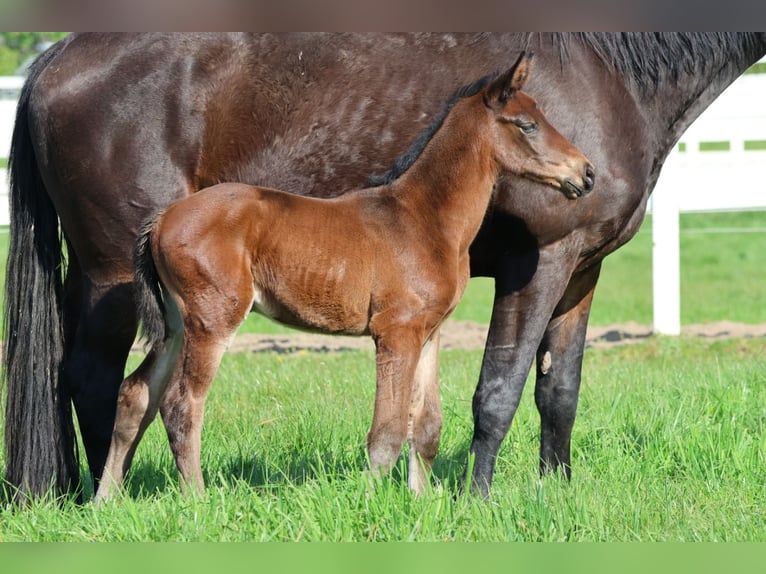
(95, 53), (594, 502)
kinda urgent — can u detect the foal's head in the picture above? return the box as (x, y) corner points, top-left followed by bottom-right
(482, 52), (595, 199)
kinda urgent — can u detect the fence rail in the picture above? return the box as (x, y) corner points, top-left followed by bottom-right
(0, 76), (24, 225)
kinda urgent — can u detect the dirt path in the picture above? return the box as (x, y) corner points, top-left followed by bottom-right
(221, 319), (766, 355)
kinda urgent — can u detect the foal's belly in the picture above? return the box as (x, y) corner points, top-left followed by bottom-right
(250, 282), (371, 336)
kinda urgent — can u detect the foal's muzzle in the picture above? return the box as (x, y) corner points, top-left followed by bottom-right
(562, 163), (595, 199)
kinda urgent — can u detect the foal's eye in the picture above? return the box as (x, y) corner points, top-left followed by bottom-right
(516, 121), (538, 134)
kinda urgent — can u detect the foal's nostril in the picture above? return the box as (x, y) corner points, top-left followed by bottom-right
(583, 164), (595, 191)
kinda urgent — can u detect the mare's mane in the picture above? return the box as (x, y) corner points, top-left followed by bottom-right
(543, 32), (764, 94)
(366, 71), (500, 187)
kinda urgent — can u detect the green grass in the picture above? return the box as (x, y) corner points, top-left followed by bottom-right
(1, 337), (764, 541)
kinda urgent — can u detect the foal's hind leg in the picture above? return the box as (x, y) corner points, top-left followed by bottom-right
(95, 306), (184, 504)
(159, 290), (247, 495)
(159, 331), (229, 496)
(407, 330), (442, 495)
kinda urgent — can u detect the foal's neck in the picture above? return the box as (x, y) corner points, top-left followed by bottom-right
(391, 98), (498, 251)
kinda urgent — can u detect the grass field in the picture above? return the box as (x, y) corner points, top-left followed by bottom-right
(1, 337), (764, 541)
(0, 211), (764, 541)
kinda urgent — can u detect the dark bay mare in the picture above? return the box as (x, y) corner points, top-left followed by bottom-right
(4, 33), (766, 501)
(93, 54), (593, 502)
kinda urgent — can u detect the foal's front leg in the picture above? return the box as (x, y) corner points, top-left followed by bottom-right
(407, 330), (442, 494)
(367, 323), (423, 486)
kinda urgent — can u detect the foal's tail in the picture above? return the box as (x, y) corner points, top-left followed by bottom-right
(133, 217), (172, 349)
(3, 38), (80, 502)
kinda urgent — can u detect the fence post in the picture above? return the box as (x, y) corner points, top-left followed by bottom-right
(651, 158), (681, 336)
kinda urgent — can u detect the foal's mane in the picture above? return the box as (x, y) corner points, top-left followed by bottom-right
(366, 71), (499, 187)
(543, 32), (764, 94)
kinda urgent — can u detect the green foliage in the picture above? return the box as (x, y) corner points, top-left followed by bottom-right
(744, 61), (766, 75)
(0, 32), (68, 75)
(0, 45), (18, 76)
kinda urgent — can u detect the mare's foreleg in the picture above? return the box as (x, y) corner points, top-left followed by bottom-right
(468, 247), (578, 497)
(407, 330), (442, 494)
(62, 269), (139, 492)
(534, 263), (600, 477)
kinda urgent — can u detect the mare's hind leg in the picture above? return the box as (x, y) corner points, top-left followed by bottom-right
(62, 263), (138, 490)
(407, 330), (442, 495)
(534, 263), (600, 477)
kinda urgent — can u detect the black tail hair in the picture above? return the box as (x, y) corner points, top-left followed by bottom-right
(133, 216), (169, 349)
(2, 36), (80, 501)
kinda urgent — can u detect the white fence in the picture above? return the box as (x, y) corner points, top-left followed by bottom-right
(0, 76), (23, 158)
(650, 62), (766, 334)
(1, 76), (24, 226)
(1, 67), (765, 335)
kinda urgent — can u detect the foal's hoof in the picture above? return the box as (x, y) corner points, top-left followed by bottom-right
(92, 491), (111, 506)
(361, 469), (381, 494)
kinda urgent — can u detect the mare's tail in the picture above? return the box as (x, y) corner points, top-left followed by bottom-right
(3, 38), (80, 501)
(133, 217), (170, 349)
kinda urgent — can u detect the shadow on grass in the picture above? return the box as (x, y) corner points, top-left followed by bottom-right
(219, 436), (474, 494)
(114, 437), (475, 501)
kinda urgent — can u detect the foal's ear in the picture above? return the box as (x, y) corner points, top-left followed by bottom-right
(484, 51), (534, 108)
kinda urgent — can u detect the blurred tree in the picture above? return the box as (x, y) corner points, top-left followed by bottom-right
(0, 32), (69, 75)
(0, 45), (17, 75)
